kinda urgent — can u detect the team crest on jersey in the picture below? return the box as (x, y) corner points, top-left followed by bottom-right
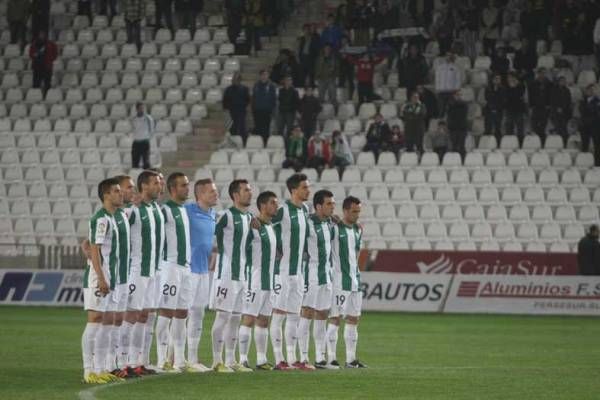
(96, 220), (107, 236)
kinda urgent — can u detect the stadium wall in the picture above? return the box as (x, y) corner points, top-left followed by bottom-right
(2, 269), (599, 316)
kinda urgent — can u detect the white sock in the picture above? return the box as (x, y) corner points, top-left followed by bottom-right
(270, 314), (285, 364)
(326, 323), (339, 363)
(118, 322), (133, 369)
(224, 314), (241, 366)
(297, 317), (312, 362)
(211, 311), (230, 366)
(254, 326), (268, 365)
(156, 315), (171, 367)
(82, 322), (99, 376)
(313, 319), (327, 363)
(344, 323), (358, 363)
(284, 314), (299, 364)
(143, 313), (156, 365)
(129, 322), (145, 366)
(93, 324), (111, 374)
(105, 325), (118, 371)
(187, 307), (205, 364)
(238, 325), (252, 364)
(172, 317), (187, 368)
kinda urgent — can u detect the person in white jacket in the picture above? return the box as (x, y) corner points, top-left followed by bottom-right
(435, 52), (464, 116)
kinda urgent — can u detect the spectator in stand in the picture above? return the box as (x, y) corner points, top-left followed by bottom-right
(520, 1), (544, 42)
(252, 70), (277, 143)
(298, 87), (322, 139)
(282, 126), (307, 171)
(550, 76), (572, 144)
(431, 7), (455, 56)
(330, 130), (354, 171)
(373, 1), (398, 57)
(528, 68), (553, 144)
(513, 38), (537, 82)
(481, 0), (500, 56)
(223, 72), (251, 143)
(131, 103), (155, 169)
(416, 84), (439, 129)
(456, 2), (479, 61)
(339, 36), (356, 101)
(402, 91), (427, 154)
(175, 0), (202, 35)
(490, 46), (510, 79)
(100, 0), (118, 23)
(363, 113), (390, 158)
(430, 120), (450, 161)
(78, 0), (93, 26)
(277, 76), (300, 138)
(225, 0), (244, 51)
(568, 12), (595, 56)
(125, 0), (145, 52)
(504, 73), (526, 145)
(245, 0), (264, 55)
(7, 0), (30, 47)
(382, 124), (404, 156)
(29, 31), (57, 97)
(155, 0), (175, 35)
(307, 132), (332, 173)
(435, 52), (464, 117)
(30, 0), (50, 38)
(577, 225), (600, 275)
(345, 51), (387, 105)
(484, 74), (506, 144)
(557, 0), (581, 53)
(315, 44), (339, 106)
(298, 24), (321, 88)
(579, 84), (600, 166)
(399, 44), (429, 95)
(446, 90), (468, 161)
(353, 0), (375, 46)
(271, 49), (301, 87)
(321, 14), (344, 51)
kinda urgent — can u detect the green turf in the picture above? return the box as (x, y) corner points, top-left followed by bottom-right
(0, 307), (599, 400)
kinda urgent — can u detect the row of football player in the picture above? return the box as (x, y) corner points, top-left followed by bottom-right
(81, 170), (366, 383)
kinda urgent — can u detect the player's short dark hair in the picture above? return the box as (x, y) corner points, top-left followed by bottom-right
(228, 179), (248, 200)
(343, 196), (361, 210)
(113, 175), (133, 186)
(313, 190), (334, 208)
(98, 177), (119, 201)
(286, 173), (308, 193)
(137, 170), (159, 192)
(257, 191), (277, 211)
(166, 172), (186, 193)
(194, 178), (214, 198)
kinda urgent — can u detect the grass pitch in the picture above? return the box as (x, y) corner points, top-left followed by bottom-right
(0, 306), (599, 400)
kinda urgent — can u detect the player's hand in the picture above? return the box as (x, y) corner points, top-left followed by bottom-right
(80, 239), (91, 260)
(250, 217), (261, 229)
(97, 278), (109, 295)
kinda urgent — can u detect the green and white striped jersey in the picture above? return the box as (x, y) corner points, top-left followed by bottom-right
(215, 207), (252, 282)
(273, 200), (310, 277)
(84, 208), (119, 290)
(306, 215), (333, 286)
(331, 222), (363, 292)
(247, 221), (277, 291)
(129, 201), (157, 278)
(161, 200), (191, 268)
(114, 205), (132, 285)
(151, 201), (165, 272)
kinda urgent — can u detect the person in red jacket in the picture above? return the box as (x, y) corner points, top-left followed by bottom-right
(345, 52), (386, 104)
(307, 131), (332, 173)
(29, 31), (57, 96)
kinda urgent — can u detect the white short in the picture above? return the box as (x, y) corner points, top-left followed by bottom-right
(127, 275), (150, 311)
(302, 282), (332, 311)
(83, 287), (111, 312)
(330, 290), (362, 318)
(271, 274), (303, 314)
(211, 279), (244, 313)
(158, 263), (192, 310)
(107, 284), (128, 312)
(189, 273), (210, 310)
(242, 289), (272, 317)
(143, 274), (160, 310)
